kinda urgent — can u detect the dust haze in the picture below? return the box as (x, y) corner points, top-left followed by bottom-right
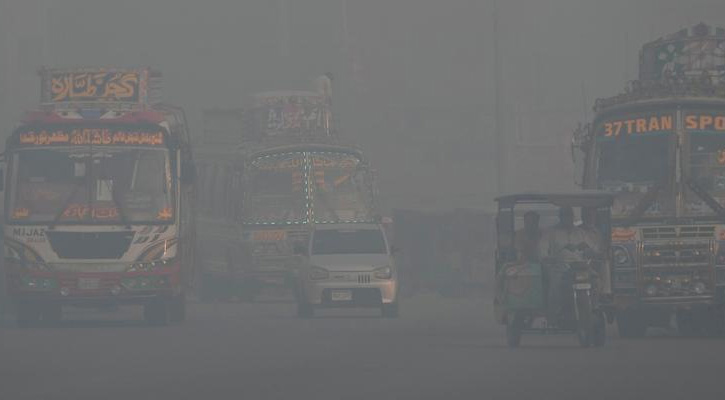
(1, 1), (725, 400)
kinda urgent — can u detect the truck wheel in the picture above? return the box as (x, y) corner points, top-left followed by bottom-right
(617, 310), (647, 338)
(144, 300), (169, 326)
(168, 294), (187, 323)
(297, 301), (314, 318)
(506, 312), (524, 348)
(381, 302), (399, 318)
(16, 302), (42, 328)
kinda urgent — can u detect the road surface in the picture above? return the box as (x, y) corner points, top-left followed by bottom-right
(1, 294), (723, 400)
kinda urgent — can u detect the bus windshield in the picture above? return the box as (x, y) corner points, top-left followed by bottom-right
(8, 147), (174, 224)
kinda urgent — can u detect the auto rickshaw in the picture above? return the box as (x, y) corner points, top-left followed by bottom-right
(494, 192), (614, 348)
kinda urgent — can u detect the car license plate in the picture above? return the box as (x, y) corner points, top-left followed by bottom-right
(331, 290), (353, 301)
(78, 277), (100, 290)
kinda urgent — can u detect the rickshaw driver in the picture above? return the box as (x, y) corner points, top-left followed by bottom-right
(539, 206), (603, 321)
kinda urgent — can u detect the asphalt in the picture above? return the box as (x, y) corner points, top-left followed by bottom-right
(1, 294), (724, 400)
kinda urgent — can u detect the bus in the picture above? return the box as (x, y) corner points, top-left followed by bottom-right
(2, 67), (196, 326)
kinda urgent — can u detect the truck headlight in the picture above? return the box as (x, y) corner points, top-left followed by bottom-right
(613, 247), (630, 266)
(693, 282), (706, 295)
(374, 266), (393, 280)
(309, 266), (329, 281)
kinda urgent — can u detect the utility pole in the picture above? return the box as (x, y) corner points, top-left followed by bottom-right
(492, 0), (505, 195)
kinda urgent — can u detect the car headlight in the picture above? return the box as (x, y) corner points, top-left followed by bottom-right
(374, 266), (393, 280)
(613, 247), (630, 266)
(309, 266), (329, 280)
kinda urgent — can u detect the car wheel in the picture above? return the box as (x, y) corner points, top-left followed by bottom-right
(297, 301), (314, 318)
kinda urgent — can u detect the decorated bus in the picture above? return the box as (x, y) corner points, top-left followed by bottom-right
(196, 81), (378, 301)
(2, 67), (196, 326)
(574, 24), (725, 336)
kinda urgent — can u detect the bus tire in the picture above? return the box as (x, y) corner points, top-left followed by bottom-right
(144, 300), (169, 326)
(168, 294), (187, 323)
(16, 302), (42, 328)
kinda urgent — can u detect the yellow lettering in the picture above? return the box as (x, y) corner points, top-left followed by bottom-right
(636, 119), (647, 133)
(624, 120), (636, 134)
(716, 116), (725, 131)
(613, 121), (623, 136)
(604, 123), (613, 137)
(685, 115), (698, 130)
(661, 115), (673, 130)
(700, 115), (714, 130)
(648, 117), (660, 132)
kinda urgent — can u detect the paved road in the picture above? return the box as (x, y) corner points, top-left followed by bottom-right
(1, 294), (724, 400)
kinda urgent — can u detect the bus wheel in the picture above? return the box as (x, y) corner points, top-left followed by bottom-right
(16, 302), (42, 328)
(168, 294), (187, 323)
(144, 300), (169, 326)
(42, 304), (63, 325)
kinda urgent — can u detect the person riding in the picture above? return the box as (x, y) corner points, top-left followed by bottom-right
(515, 211), (541, 263)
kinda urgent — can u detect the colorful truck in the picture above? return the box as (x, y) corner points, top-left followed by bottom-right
(196, 80), (378, 301)
(2, 67), (197, 326)
(574, 23), (725, 336)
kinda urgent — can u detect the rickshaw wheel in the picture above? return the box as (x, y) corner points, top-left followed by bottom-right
(591, 310), (606, 347)
(506, 312), (524, 348)
(576, 292), (593, 348)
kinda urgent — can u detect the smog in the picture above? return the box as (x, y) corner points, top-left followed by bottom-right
(1, 1), (725, 399)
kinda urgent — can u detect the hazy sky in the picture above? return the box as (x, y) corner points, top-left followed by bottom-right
(1, 0), (724, 211)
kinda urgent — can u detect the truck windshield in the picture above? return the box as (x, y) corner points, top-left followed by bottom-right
(243, 153), (307, 224)
(9, 147), (173, 224)
(687, 133), (725, 213)
(597, 134), (671, 188)
(312, 229), (387, 255)
(311, 152), (373, 223)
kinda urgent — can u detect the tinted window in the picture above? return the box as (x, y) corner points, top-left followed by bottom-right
(312, 229), (387, 255)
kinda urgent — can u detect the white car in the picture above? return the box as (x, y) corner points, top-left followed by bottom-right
(296, 224), (399, 318)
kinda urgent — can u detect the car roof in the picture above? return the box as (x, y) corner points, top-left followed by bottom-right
(495, 191), (614, 208)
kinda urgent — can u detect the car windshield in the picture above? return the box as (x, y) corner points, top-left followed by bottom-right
(311, 228), (387, 255)
(597, 134), (671, 187)
(243, 153), (307, 224)
(9, 147), (173, 224)
(310, 152), (374, 223)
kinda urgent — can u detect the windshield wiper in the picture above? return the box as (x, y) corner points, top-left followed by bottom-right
(685, 178), (725, 219)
